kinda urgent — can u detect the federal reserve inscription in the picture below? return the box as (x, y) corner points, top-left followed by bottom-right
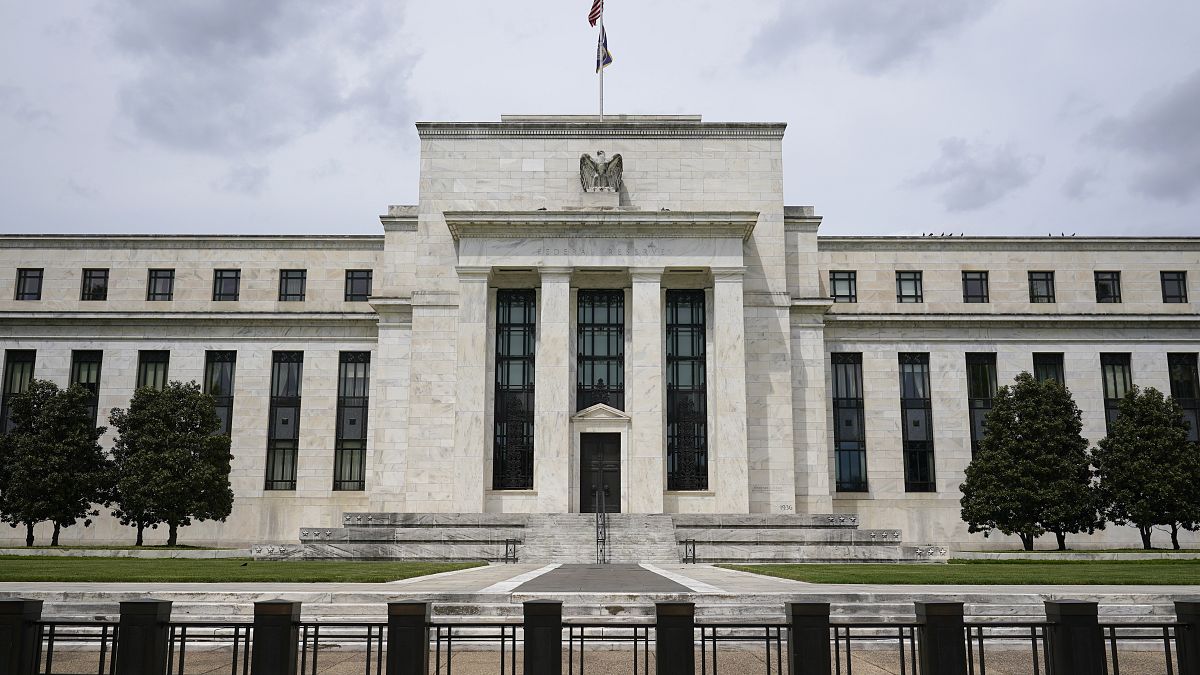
(539, 241), (659, 257)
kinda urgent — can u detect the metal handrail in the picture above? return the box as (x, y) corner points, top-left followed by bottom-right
(595, 488), (608, 564)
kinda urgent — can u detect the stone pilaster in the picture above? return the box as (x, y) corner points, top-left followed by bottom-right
(628, 267), (665, 513)
(452, 267), (490, 511)
(711, 268), (750, 513)
(791, 305), (833, 513)
(368, 298), (412, 509)
(534, 267), (572, 512)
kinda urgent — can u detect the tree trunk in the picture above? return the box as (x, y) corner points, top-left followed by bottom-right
(168, 521), (178, 547)
(1055, 531), (1067, 551)
(51, 523), (61, 547)
(1171, 523), (1181, 551)
(1140, 526), (1153, 550)
(1019, 532), (1034, 551)
(135, 522), (144, 547)
(25, 522), (34, 547)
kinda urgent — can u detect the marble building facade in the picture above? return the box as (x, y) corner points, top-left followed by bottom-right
(1, 115), (1197, 550)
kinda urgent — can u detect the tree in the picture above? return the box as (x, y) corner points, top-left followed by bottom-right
(960, 372), (1101, 551)
(0, 380), (111, 546)
(109, 381), (234, 546)
(1094, 386), (1200, 550)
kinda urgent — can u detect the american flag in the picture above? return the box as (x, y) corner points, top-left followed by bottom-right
(588, 0), (603, 26)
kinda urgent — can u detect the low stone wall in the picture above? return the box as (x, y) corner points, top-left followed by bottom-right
(0, 548), (247, 559)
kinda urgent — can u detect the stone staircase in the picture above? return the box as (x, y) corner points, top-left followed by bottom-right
(520, 514), (679, 564)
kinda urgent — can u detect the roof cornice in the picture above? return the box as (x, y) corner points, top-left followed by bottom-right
(417, 121), (786, 140)
(443, 210), (759, 241)
(0, 235), (384, 251)
(818, 236), (1200, 252)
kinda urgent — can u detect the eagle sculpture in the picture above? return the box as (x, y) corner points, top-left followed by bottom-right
(579, 151), (623, 192)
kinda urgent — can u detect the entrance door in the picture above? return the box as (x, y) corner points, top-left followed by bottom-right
(580, 433), (621, 513)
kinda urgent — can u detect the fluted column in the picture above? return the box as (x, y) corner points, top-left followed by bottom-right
(628, 267), (665, 513)
(712, 267), (750, 512)
(452, 266), (490, 511)
(535, 267), (573, 512)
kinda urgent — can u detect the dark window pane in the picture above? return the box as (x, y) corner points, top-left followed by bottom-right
(577, 289), (625, 411)
(204, 351), (237, 437)
(81, 269), (109, 301)
(266, 351), (303, 490)
(1100, 353), (1132, 433)
(70, 350), (103, 425)
(899, 352), (934, 492)
(276, 269), (304, 300)
(136, 350), (170, 390)
(334, 351), (370, 490)
(830, 271), (857, 303)
(966, 353), (997, 456)
(896, 271), (923, 303)
(667, 289), (708, 491)
(1161, 271), (1188, 303)
(147, 269), (174, 301)
(494, 290), (536, 489)
(213, 269), (241, 301)
(15, 269), (43, 301)
(831, 352), (867, 491)
(1028, 271), (1055, 303)
(1033, 353), (1065, 384)
(962, 271), (989, 303)
(344, 270), (373, 302)
(1, 350), (36, 433)
(1095, 271), (1121, 303)
(1168, 353), (1199, 443)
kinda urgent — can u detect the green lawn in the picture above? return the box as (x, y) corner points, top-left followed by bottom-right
(0, 557), (483, 583)
(721, 559), (1200, 585)
(12, 545), (230, 551)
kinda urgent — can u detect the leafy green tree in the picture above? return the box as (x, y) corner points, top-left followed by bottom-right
(1094, 386), (1200, 550)
(109, 381), (234, 546)
(960, 372), (1101, 551)
(0, 380), (111, 546)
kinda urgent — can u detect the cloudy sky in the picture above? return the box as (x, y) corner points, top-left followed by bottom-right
(2, 1), (1198, 236)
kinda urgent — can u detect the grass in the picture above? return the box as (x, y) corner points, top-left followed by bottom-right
(0, 557), (484, 583)
(721, 559), (1200, 585)
(966, 548), (1200, 554)
(12, 545), (230, 551)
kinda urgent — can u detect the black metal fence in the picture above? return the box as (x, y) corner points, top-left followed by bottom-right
(2, 597), (1198, 675)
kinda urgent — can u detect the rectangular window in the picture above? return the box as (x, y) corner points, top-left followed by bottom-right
(15, 269), (43, 301)
(204, 351), (237, 437)
(1101, 353), (1132, 433)
(334, 352), (371, 491)
(1161, 271), (1188, 303)
(830, 271), (857, 303)
(1033, 353), (1065, 385)
(1095, 271), (1121, 303)
(966, 353), (998, 456)
(278, 270), (306, 302)
(136, 350), (170, 390)
(212, 269), (241, 301)
(1028, 271), (1056, 303)
(577, 290), (625, 411)
(899, 352), (935, 492)
(266, 351), (303, 490)
(493, 290), (536, 489)
(962, 271), (990, 303)
(70, 350), (103, 426)
(832, 352), (867, 492)
(344, 270), (373, 302)
(666, 289), (708, 491)
(1, 350), (35, 433)
(81, 269), (109, 301)
(147, 269), (175, 301)
(896, 271), (923, 303)
(1168, 353), (1200, 443)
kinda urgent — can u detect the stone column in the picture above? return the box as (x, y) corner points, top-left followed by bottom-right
(535, 267), (572, 512)
(628, 267), (665, 513)
(712, 267), (750, 513)
(452, 266), (490, 512)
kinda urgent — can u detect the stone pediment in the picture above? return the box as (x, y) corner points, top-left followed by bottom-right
(571, 403), (631, 421)
(444, 210), (758, 241)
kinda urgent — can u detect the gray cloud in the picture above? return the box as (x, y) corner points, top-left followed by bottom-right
(1091, 69), (1200, 203)
(745, 0), (996, 73)
(212, 164), (270, 196)
(0, 85), (54, 129)
(905, 138), (1043, 211)
(108, 0), (415, 155)
(1062, 167), (1101, 201)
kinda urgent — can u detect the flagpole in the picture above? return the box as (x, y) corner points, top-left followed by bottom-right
(598, 11), (605, 121)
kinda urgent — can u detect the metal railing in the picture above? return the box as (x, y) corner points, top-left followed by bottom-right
(6, 598), (1199, 675)
(594, 489), (608, 564)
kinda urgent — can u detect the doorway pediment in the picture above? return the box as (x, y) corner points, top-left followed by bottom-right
(572, 403), (631, 422)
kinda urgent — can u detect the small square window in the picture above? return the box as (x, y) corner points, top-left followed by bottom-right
(1028, 271), (1055, 303)
(213, 269), (241, 302)
(829, 271), (857, 303)
(1161, 271), (1188, 303)
(1095, 271), (1121, 303)
(962, 271), (989, 303)
(279, 270), (306, 302)
(345, 270), (372, 302)
(896, 271), (923, 303)
(15, 269), (43, 301)
(81, 269), (109, 301)
(147, 269), (175, 301)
